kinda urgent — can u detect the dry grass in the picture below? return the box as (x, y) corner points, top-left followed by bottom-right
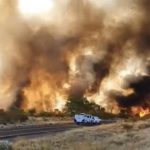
(12, 118), (150, 150)
(0, 117), (72, 129)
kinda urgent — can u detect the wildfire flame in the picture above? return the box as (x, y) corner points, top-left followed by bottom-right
(0, 0), (149, 116)
(131, 107), (150, 118)
(20, 69), (69, 112)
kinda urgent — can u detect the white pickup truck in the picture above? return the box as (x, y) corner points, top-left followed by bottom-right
(74, 113), (101, 125)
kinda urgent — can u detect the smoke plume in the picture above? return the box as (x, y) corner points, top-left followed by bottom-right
(0, 0), (149, 113)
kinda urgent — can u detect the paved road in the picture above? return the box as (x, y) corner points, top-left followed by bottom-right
(0, 119), (117, 140)
(0, 123), (79, 140)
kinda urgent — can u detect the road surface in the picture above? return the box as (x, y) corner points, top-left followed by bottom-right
(0, 120), (116, 140)
(0, 123), (79, 140)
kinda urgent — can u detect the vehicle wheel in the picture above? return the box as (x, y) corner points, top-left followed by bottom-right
(96, 122), (100, 125)
(77, 122), (80, 125)
(76, 121), (80, 125)
(74, 119), (79, 125)
(82, 119), (85, 125)
(91, 122), (93, 125)
(93, 122), (96, 125)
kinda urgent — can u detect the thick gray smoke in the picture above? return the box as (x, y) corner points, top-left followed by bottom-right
(0, 0), (149, 112)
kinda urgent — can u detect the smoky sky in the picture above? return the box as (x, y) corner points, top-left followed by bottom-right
(108, 0), (150, 110)
(0, 0), (149, 111)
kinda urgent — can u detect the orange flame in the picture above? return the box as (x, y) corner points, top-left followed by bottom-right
(131, 106), (150, 118)
(139, 108), (150, 118)
(21, 69), (69, 112)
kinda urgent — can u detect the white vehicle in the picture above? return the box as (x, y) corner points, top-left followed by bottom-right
(74, 113), (101, 125)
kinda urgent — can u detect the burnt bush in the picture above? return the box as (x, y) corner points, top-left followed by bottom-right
(36, 109), (66, 118)
(0, 107), (28, 124)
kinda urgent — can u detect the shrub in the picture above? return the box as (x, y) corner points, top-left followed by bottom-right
(0, 107), (28, 124)
(28, 109), (36, 116)
(37, 112), (53, 117)
(65, 94), (117, 118)
(0, 141), (12, 150)
(36, 110), (65, 118)
(122, 123), (133, 131)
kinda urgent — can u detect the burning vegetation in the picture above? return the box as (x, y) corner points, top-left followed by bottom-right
(0, 0), (149, 118)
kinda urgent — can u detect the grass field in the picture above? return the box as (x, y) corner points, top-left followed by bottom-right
(12, 118), (150, 150)
(0, 116), (72, 129)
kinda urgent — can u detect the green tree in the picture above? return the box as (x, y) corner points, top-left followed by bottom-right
(65, 94), (118, 119)
(65, 94), (101, 116)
